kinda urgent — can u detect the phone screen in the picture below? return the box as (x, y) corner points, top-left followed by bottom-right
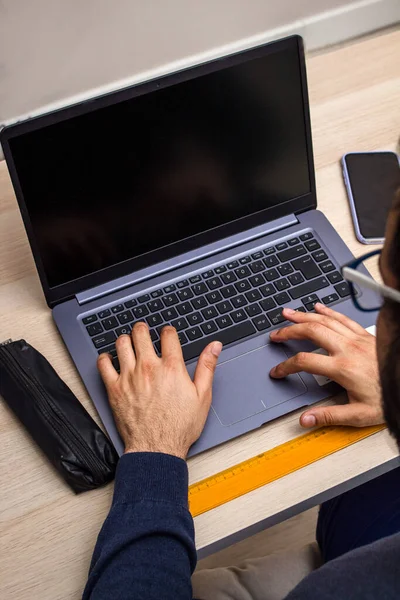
(343, 152), (400, 240)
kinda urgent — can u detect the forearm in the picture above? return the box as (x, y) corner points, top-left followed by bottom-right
(83, 453), (196, 600)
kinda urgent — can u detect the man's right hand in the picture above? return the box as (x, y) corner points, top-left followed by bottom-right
(269, 303), (384, 428)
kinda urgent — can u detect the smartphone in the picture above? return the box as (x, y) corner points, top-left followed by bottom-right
(342, 151), (400, 244)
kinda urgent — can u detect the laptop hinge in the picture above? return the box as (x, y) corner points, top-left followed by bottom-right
(76, 214), (298, 305)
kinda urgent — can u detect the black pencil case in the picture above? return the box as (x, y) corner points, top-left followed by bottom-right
(0, 339), (118, 493)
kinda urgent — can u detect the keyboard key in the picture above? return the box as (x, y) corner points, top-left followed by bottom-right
(312, 250), (328, 263)
(292, 255), (321, 280)
(267, 308), (285, 325)
(320, 260), (335, 273)
(231, 295), (247, 308)
(275, 292), (291, 305)
(328, 271), (343, 284)
(235, 266), (251, 279)
(192, 297), (207, 310)
(83, 314), (97, 325)
(188, 312), (204, 326)
(234, 275), (251, 292)
(227, 260), (239, 269)
(299, 232), (313, 241)
(164, 293), (179, 306)
(231, 309), (247, 323)
(265, 268), (280, 281)
(182, 321), (256, 362)
(260, 297), (276, 311)
(251, 251), (264, 260)
(301, 293), (319, 306)
(112, 357), (120, 372)
(277, 245), (307, 262)
(98, 309), (111, 319)
(98, 344), (117, 357)
(177, 302), (193, 315)
(276, 242), (288, 250)
(221, 272), (237, 284)
(216, 315), (233, 329)
(305, 300), (319, 311)
(253, 314), (271, 331)
(214, 265), (227, 274)
(334, 282), (351, 298)
(216, 300), (233, 314)
(207, 277), (223, 290)
(178, 331), (189, 345)
(102, 316), (118, 330)
(263, 255), (279, 268)
(305, 239), (320, 251)
(111, 304), (124, 314)
(187, 326), (203, 341)
(246, 289), (262, 303)
(250, 260), (265, 273)
(249, 274), (265, 287)
(202, 270), (215, 279)
(206, 291), (223, 304)
(133, 305), (150, 319)
(278, 263), (294, 276)
(163, 284), (176, 294)
(264, 246), (276, 255)
(116, 325), (132, 336)
(260, 284), (275, 297)
(155, 341), (162, 354)
(192, 282), (208, 295)
(151, 289), (163, 298)
(171, 317), (189, 331)
(162, 307), (178, 320)
(202, 306), (218, 320)
(124, 299), (137, 309)
(221, 285), (237, 299)
(86, 322), (103, 336)
(92, 331), (116, 349)
(177, 279), (189, 288)
(118, 310), (133, 324)
(288, 272), (304, 286)
(294, 307), (306, 313)
(289, 276), (330, 300)
(245, 303), (262, 317)
(147, 313), (163, 327)
(178, 289), (194, 301)
(240, 255), (252, 264)
(288, 237), (300, 246)
(150, 329), (158, 342)
(322, 293), (339, 305)
(138, 294), (151, 303)
(189, 275), (201, 284)
(201, 321), (218, 335)
(275, 278), (290, 291)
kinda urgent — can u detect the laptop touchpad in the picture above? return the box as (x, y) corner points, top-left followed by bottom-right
(212, 344), (307, 426)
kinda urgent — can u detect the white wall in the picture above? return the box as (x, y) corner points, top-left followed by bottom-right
(0, 0), (399, 126)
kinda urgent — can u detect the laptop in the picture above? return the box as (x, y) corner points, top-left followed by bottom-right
(1, 35), (377, 457)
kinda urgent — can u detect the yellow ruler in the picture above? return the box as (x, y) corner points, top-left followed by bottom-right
(189, 424), (385, 517)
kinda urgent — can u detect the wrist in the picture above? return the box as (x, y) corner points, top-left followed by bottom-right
(124, 442), (188, 461)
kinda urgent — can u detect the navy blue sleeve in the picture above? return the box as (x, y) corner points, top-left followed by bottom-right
(82, 452), (197, 600)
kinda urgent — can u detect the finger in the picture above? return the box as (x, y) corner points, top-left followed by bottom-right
(270, 351), (337, 379)
(300, 403), (384, 428)
(131, 321), (158, 361)
(160, 325), (184, 361)
(97, 353), (119, 387)
(314, 302), (366, 335)
(193, 341), (223, 402)
(269, 322), (341, 354)
(115, 334), (136, 372)
(277, 307), (355, 339)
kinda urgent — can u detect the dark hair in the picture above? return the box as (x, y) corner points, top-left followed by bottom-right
(389, 188), (400, 284)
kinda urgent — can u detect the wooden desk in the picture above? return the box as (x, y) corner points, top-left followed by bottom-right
(1, 28), (399, 600)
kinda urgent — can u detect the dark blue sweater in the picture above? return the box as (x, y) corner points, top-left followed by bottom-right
(83, 453), (400, 600)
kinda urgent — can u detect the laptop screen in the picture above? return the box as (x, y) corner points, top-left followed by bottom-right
(6, 38), (312, 296)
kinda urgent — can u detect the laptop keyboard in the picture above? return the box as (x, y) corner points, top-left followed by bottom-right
(82, 232), (350, 371)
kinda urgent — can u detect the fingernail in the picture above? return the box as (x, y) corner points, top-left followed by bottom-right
(283, 308), (295, 315)
(314, 303), (323, 310)
(211, 341), (223, 357)
(269, 366), (277, 377)
(302, 414), (316, 427)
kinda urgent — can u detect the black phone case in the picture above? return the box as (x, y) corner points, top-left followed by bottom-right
(0, 339), (118, 493)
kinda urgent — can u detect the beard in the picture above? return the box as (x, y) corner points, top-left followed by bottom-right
(381, 333), (400, 450)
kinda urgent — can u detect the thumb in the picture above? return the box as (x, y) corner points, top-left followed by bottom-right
(300, 403), (383, 429)
(193, 341), (222, 401)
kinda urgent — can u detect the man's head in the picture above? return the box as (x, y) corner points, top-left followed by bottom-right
(377, 189), (400, 445)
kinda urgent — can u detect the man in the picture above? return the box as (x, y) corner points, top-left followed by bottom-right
(83, 193), (400, 600)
